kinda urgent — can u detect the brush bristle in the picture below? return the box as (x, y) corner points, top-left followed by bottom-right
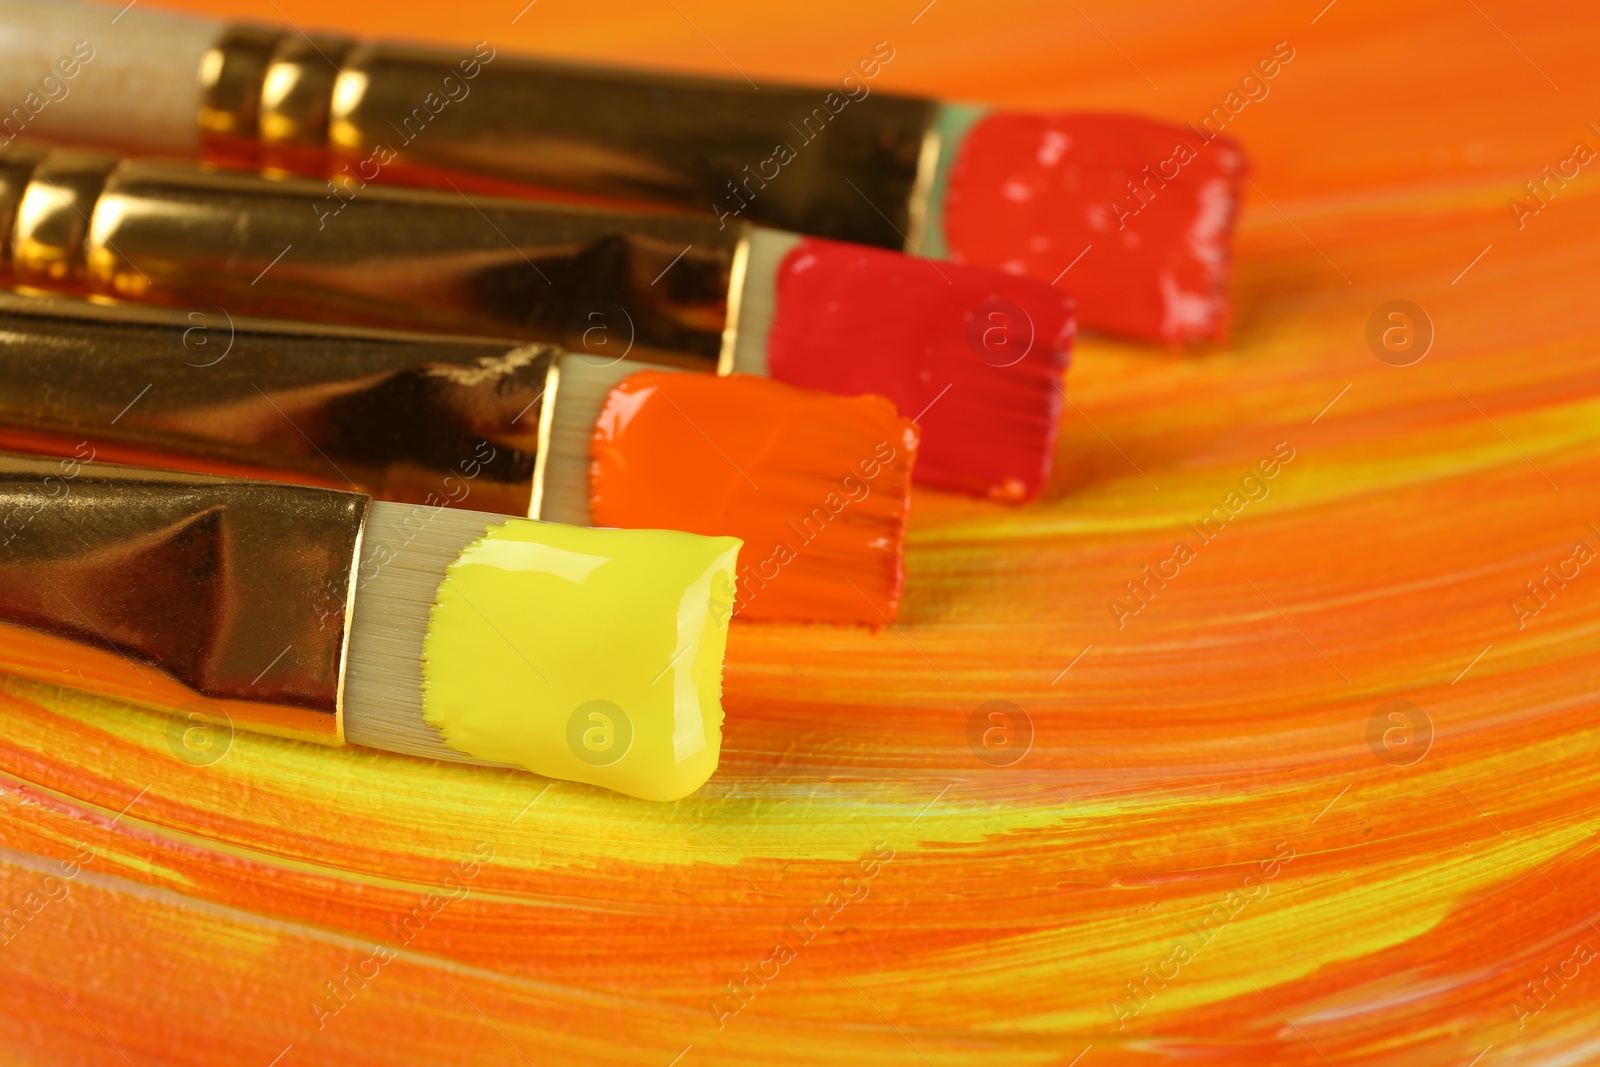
(759, 236), (1075, 503)
(535, 357), (687, 526)
(539, 354), (921, 624)
(936, 110), (1247, 345)
(345, 502), (740, 800)
(584, 364), (921, 624)
(723, 229), (802, 377)
(343, 501), (505, 764)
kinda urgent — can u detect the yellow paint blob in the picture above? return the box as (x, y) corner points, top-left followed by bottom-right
(421, 519), (741, 801)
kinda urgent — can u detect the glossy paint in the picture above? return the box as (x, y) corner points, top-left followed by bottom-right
(422, 518), (741, 801)
(588, 371), (919, 625)
(942, 112), (1247, 346)
(766, 237), (1075, 503)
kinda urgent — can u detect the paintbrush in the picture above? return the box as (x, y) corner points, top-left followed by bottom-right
(0, 141), (1072, 502)
(0, 293), (919, 626)
(0, 0), (1244, 345)
(0, 451), (741, 800)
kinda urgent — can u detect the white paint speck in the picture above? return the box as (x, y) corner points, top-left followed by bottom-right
(1002, 179), (1034, 203)
(1037, 130), (1071, 167)
(1159, 270), (1219, 342)
(1187, 177), (1234, 273)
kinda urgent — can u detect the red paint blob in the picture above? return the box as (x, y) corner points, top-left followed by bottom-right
(589, 372), (920, 625)
(942, 112), (1248, 346)
(765, 238), (1074, 503)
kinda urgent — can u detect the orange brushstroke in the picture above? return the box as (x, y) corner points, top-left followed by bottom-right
(589, 372), (919, 624)
(0, 0), (1598, 1064)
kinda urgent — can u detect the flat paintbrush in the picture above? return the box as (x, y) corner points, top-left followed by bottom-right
(0, 293), (919, 626)
(0, 452), (742, 801)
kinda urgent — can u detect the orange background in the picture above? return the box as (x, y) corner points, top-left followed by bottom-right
(3, 0), (1599, 1064)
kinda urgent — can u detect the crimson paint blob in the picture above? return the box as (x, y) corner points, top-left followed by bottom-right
(765, 238), (1075, 503)
(942, 112), (1247, 346)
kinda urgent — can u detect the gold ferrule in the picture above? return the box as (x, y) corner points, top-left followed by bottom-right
(10, 148), (118, 290)
(259, 35), (356, 165)
(0, 141), (738, 369)
(197, 25), (284, 163)
(0, 451), (367, 744)
(197, 27), (939, 246)
(0, 292), (550, 518)
(0, 142), (48, 270)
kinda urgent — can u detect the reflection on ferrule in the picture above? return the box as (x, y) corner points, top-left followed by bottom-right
(12, 148), (116, 288)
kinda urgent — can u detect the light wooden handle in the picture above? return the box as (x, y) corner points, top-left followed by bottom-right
(0, 0), (219, 154)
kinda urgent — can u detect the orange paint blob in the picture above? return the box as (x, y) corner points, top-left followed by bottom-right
(588, 372), (919, 625)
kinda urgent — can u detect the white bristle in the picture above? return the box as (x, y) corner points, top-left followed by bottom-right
(723, 229), (801, 376)
(342, 501), (507, 764)
(535, 354), (685, 527)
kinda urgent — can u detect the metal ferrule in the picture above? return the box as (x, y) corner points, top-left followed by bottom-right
(0, 451), (367, 743)
(0, 142), (742, 369)
(196, 26), (283, 164)
(0, 292), (552, 518)
(196, 27), (939, 246)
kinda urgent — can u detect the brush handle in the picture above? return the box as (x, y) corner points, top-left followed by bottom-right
(0, 0), (936, 245)
(0, 142), (738, 368)
(0, 0), (218, 154)
(302, 37), (934, 245)
(0, 292), (552, 518)
(0, 450), (366, 743)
